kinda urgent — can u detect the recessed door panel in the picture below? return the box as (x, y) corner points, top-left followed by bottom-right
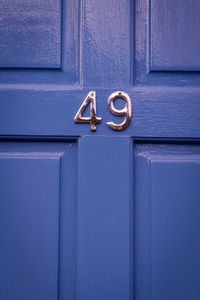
(134, 144), (200, 300)
(150, 0), (200, 71)
(0, 0), (61, 68)
(0, 0), (79, 84)
(0, 142), (77, 300)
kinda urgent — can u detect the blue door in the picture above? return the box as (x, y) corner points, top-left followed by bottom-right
(0, 1), (200, 299)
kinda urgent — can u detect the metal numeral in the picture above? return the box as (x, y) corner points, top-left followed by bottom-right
(74, 91), (132, 131)
(74, 91), (102, 131)
(107, 91), (132, 131)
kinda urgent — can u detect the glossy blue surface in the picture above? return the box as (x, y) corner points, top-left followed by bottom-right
(150, 0), (200, 71)
(0, 0), (61, 68)
(0, 142), (77, 300)
(0, 0), (79, 84)
(135, 0), (200, 85)
(0, 87), (200, 137)
(134, 145), (200, 300)
(78, 137), (131, 300)
(0, 155), (59, 299)
(0, 0), (200, 299)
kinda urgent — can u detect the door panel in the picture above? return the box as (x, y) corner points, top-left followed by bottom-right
(0, 142), (77, 300)
(136, 0), (200, 85)
(0, 0), (79, 84)
(150, 0), (200, 71)
(0, 0), (61, 68)
(134, 144), (200, 300)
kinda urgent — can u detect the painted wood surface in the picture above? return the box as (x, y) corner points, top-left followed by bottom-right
(0, 87), (199, 138)
(134, 144), (200, 300)
(135, 0), (200, 85)
(0, 142), (77, 300)
(0, 0), (200, 299)
(0, 0), (79, 84)
(150, 0), (200, 71)
(78, 137), (132, 300)
(0, 0), (61, 68)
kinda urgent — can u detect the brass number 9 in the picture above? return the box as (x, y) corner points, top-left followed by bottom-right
(107, 91), (132, 131)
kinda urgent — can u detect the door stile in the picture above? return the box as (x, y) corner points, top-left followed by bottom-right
(77, 136), (132, 300)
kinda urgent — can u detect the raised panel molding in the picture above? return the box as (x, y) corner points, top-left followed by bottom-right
(0, 0), (80, 85)
(0, 0), (61, 69)
(135, 0), (200, 85)
(150, 0), (200, 71)
(134, 144), (200, 300)
(0, 154), (61, 299)
(0, 142), (77, 300)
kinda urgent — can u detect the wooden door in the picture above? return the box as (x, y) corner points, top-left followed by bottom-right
(0, 1), (200, 299)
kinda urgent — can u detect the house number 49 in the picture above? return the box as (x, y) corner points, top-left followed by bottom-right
(74, 91), (132, 131)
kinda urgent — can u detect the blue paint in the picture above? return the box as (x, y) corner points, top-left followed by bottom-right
(0, 0), (200, 299)
(0, 142), (77, 300)
(78, 137), (131, 300)
(135, 0), (200, 85)
(134, 144), (200, 300)
(0, 148), (60, 299)
(0, 0), (61, 68)
(0, 0), (79, 84)
(0, 87), (199, 138)
(150, 0), (200, 71)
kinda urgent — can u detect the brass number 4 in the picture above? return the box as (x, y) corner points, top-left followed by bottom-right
(74, 91), (102, 131)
